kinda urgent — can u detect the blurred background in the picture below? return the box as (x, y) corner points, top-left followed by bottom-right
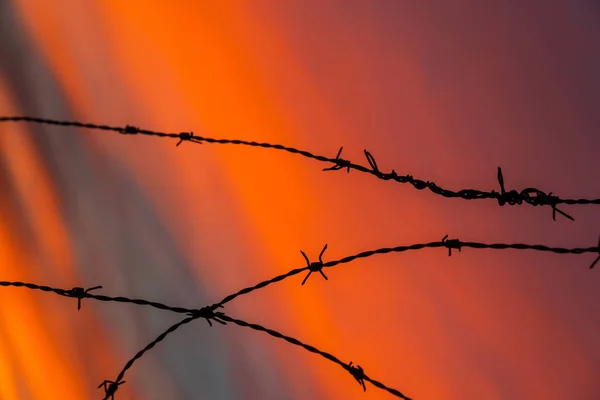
(1, 1), (599, 399)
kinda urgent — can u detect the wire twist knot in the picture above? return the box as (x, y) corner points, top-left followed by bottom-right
(98, 379), (125, 400)
(65, 285), (102, 310)
(121, 125), (139, 135)
(441, 235), (462, 256)
(495, 167), (573, 221)
(495, 167), (523, 206)
(186, 304), (227, 327)
(521, 189), (573, 221)
(300, 244), (329, 285)
(323, 147), (352, 173)
(348, 361), (367, 391)
(176, 131), (197, 146)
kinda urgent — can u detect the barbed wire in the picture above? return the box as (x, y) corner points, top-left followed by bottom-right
(0, 280), (410, 399)
(218, 314), (412, 399)
(0, 281), (196, 314)
(214, 234), (600, 307)
(1, 233), (599, 398)
(2, 115), (599, 398)
(1, 116), (598, 221)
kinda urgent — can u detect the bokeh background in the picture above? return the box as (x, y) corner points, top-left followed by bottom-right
(1, 1), (599, 399)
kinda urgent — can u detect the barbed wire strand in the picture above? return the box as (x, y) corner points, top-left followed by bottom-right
(2, 116), (599, 398)
(0, 281), (197, 314)
(101, 306), (411, 400)
(214, 235), (600, 307)
(101, 316), (198, 400)
(4, 231), (597, 315)
(0, 281), (407, 398)
(219, 313), (412, 399)
(100, 306), (230, 400)
(1, 116), (598, 221)
(2, 234), (597, 398)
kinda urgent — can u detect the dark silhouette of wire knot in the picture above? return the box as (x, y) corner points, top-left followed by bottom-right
(441, 235), (462, 256)
(323, 147), (351, 173)
(518, 188), (574, 221)
(590, 234), (600, 269)
(121, 125), (139, 135)
(176, 131), (197, 146)
(98, 379), (125, 400)
(495, 167), (523, 206)
(494, 167), (574, 221)
(348, 361), (367, 392)
(65, 285), (102, 310)
(300, 244), (329, 285)
(545, 193), (566, 221)
(186, 304), (227, 327)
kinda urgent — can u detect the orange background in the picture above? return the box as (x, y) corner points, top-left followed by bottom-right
(1, 1), (599, 399)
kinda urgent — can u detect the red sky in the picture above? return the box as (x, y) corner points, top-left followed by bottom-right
(1, 1), (599, 399)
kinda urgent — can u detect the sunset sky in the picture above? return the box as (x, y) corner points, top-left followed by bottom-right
(1, 1), (599, 399)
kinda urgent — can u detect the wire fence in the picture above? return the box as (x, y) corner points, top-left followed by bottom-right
(1, 116), (599, 399)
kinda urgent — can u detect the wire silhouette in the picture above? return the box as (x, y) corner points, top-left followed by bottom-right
(0, 280), (410, 399)
(301, 244), (329, 285)
(100, 310), (226, 400)
(214, 235), (600, 308)
(98, 380), (125, 400)
(1, 233), (599, 399)
(1, 115), (599, 399)
(1, 116), (598, 221)
(0, 281), (199, 314)
(218, 314), (411, 399)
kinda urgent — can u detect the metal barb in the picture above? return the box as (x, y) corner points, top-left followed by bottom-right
(546, 192), (574, 221)
(186, 304), (226, 327)
(176, 131), (196, 146)
(363, 150), (380, 173)
(496, 167), (506, 204)
(121, 125), (139, 135)
(300, 244), (329, 285)
(98, 379), (125, 400)
(441, 235), (462, 257)
(322, 147), (351, 173)
(590, 234), (600, 269)
(495, 167), (521, 206)
(67, 285), (102, 310)
(348, 361), (367, 392)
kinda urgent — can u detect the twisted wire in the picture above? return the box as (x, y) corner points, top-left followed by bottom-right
(102, 316), (197, 400)
(214, 236), (600, 307)
(219, 313), (412, 399)
(2, 115), (599, 399)
(1, 232), (598, 399)
(0, 281), (195, 314)
(2, 116), (598, 220)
